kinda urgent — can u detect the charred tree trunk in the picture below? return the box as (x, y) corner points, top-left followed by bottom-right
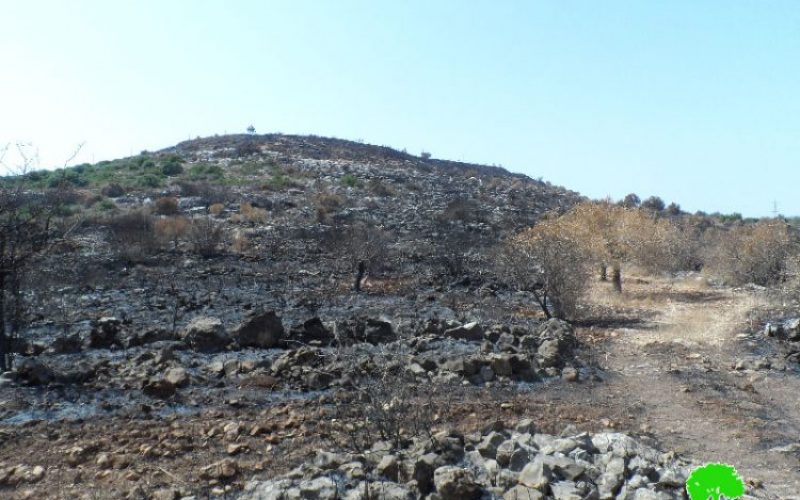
(0, 271), (7, 372)
(354, 261), (366, 293)
(599, 263), (608, 282)
(611, 264), (622, 293)
(531, 285), (552, 319)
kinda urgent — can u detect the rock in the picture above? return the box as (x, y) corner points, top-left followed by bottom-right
(488, 354), (514, 377)
(784, 318), (800, 341)
(199, 458), (238, 480)
(508, 447), (533, 472)
(14, 358), (55, 385)
(142, 378), (176, 399)
(411, 453), (439, 495)
(515, 418), (536, 434)
(345, 482), (414, 500)
(376, 454), (400, 481)
(287, 317), (335, 346)
(50, 334), (82, 354)
(233, 309), (285, 348)
(496, 439), (518, 467)
(561, 367), (579, 382)
(336, 318), (396, 345)
(363, 318), (395, 344)
(443, 322), (484, 342)
(298, 476), (338, 499)
(314, 451), (349, 470)
(504, 485), (544, 500)
(550, 481), (582, 500)
(596, 472), (623, 499)
(240, 479), (295, 500)
(88, 317), (123, 349)
(181, 317), (230, 352)
(433, 466), (482, 500)
(535, 319), (576, 368)
(127, 328), (177, 347)
(164, 367), (189, 387)
(518, 456), (552, 489)
(477, 431), (507, 459)
(537, 339), (563, 368)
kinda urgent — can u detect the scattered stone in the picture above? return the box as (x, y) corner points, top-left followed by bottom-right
(233, 309), (285, 348)
(181, 316), (230, 352)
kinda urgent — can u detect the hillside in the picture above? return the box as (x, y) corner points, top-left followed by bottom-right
(1, 134), (798, 498)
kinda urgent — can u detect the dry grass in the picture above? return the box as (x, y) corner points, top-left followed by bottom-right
(583, 269), (771, 348)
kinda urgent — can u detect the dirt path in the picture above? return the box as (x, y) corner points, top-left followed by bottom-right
(576, 277), (800, 498)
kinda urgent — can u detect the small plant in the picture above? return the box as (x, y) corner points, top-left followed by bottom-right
(341, 174), (360, 188)
(97, 198), (117, 211)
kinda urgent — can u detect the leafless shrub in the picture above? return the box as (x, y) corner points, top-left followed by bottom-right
(439, 197), (484, 224)
(188, 217), (225, 258)
(332, 221), (389, 292)
(328, 348), (443, 453)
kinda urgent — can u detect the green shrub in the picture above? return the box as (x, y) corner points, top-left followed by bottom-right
(341, 174), (360, 188)
(161, 162), (184, 176)
(137, 174), (163, 188)
(189, 164), (224, 180)
(98, 198), (117, 211)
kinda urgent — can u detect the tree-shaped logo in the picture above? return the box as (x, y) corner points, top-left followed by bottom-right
(686, 463), (746, 500)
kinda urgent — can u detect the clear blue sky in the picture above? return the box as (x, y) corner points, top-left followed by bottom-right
(2, 1), (799, 216)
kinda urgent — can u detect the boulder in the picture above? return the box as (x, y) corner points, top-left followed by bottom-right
(336, 318), (396, 345)
(142, 378), (176, 399)
(443, 322), (484, 342)
(50, 334), (82, 354)
(233, 310), (285, 348)
(433, 466), (482, 500)
(181, 317), (230, 352)
(287, 317), (334, 346)
(784, 318), (800, 341)
(164, 367), (189, 387)
(518, 456), (553, 489)
(504, 485), (543, 500)
(88, 317), (123, 349)
(14, 358), (55, 385)
(298, 476), (338, 500)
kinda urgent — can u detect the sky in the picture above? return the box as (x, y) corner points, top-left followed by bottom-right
(2, 1), (799, 217)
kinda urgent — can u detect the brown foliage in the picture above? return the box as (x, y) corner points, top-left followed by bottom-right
(153, 196), (179, 215)
(703, 219), (795, 286)
(106, 209), (158, 263)
(497, 219), (591, 320)
(154, 216), (190, 250)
